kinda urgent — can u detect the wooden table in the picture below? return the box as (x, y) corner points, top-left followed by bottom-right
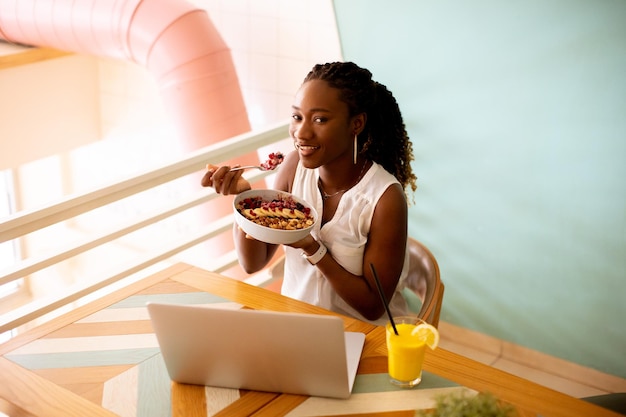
(0, 263), (620, 417)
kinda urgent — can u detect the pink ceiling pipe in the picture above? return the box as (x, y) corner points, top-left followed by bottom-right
(0, 0), (251, 152)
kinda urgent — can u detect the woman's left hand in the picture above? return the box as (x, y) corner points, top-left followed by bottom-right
(285, 234), (316, 251)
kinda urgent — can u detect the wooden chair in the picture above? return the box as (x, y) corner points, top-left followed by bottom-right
(265, 237), (444, 328)
(402, 237), (445, 328)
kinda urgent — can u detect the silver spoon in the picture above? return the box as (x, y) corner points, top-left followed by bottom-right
(228, 152), (284, 172)
(229, 164), (277, 172)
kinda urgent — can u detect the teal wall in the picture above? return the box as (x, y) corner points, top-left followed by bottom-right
(334, 0), (626, 378)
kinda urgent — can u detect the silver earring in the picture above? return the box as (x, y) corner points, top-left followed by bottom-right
(353, 134), (358, 164)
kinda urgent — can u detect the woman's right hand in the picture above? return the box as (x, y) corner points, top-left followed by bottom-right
(201, 164), (252, 195)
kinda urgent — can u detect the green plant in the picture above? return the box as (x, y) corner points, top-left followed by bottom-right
(417, 391), (517, 417)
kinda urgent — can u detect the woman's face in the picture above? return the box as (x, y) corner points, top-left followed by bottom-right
(289, 80), (361, 169)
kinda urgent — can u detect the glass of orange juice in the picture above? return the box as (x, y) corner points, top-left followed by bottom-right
(386, 316), (439, 388)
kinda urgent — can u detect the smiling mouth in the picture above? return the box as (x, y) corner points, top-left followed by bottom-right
(295, 143), (319, 151)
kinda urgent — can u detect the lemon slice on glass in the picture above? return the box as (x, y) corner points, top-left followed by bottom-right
(411, 323), (440, 350)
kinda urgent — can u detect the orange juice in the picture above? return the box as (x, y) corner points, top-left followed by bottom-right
(386, 320), (426, 387)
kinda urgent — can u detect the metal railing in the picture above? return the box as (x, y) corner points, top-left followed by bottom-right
(0, 121), (290, 334)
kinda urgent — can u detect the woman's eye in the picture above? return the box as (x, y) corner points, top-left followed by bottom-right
(314, 117), (326, 123)
(291, 114), (302, 121)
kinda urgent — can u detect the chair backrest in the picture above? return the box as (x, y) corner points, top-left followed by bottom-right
(265, 238), (444, 327)
(405, 238), (444, 328)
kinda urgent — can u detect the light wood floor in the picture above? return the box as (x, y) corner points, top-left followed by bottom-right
(438, 320), (626, 399)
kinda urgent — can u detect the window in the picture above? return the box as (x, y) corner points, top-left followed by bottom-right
(0, 168), (18, 274)
(0, 169), (20, 342)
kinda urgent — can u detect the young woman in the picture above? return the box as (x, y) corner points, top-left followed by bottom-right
(202, 62), (417, 325)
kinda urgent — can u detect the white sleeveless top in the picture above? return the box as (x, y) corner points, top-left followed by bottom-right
(282, 161), (410, 325)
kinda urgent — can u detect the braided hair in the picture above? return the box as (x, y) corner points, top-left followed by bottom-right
(303, 62), (417, 195)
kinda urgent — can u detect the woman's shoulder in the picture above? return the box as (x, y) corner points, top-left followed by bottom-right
(371, 163), (406, 204)
(345, 162), (402, 209)
(367, 161), (400, 187)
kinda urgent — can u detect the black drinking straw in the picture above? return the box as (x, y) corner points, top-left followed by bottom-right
(370, 263), (398, 335)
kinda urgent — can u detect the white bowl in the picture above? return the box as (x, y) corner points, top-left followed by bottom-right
(233, 189), (318, 244)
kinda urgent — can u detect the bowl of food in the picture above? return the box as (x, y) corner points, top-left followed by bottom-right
(233, 189), (318, 244)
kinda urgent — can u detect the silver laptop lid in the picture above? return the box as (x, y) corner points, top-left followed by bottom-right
(147, 303), (365, 399)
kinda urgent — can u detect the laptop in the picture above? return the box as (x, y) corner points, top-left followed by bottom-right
(146, 302), (366, 399)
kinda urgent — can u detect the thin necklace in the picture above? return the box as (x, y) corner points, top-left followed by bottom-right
(318, 160), (369, 200)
